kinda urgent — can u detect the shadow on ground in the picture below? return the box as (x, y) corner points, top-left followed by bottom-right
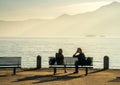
(109, 77), (120, 82)
(13, 73), (85, 84)
(13, 69), (106, 84)
(89, 69), (105, 74)
(0, 74), (8, 77)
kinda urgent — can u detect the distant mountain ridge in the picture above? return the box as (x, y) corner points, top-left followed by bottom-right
(0, 1), (120, 37)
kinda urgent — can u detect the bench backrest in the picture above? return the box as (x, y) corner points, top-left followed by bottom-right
(49, 57), (93, 66)
(64, 57), (78, 65)
(0, 57), (21, 67)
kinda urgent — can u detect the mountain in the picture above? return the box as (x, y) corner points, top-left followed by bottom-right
(0, 1), (120, 37)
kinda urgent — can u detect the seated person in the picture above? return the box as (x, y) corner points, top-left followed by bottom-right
(55, 48), (67, 73)
(55, 48), (64, 65)
(73, 48), (86, 73)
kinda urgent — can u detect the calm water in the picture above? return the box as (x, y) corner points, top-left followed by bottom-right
(0, 37), (120, 69)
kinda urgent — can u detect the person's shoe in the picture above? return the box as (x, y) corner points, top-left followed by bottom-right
(73, 71), (78, 74)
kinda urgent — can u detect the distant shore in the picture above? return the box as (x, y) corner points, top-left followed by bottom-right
(0, 68), (119, 85)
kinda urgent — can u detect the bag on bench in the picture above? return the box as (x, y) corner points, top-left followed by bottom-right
(85, 57), (92, 65)
(49, 57), (56, 65)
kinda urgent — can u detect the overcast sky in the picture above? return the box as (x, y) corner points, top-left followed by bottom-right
(0, 0), (119, 20)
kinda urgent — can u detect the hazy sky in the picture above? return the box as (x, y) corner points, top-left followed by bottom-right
(0, 0), (119, 20)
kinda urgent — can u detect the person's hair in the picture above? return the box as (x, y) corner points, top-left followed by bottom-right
(58, 48), (63, 54)
(77, 48), (82, 53)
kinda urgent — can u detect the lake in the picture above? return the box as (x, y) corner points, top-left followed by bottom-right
(0, 37), (119, 69)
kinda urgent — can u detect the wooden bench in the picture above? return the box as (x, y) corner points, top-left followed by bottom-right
(49, 57), (93, 76)
(0, 57), (21, 75)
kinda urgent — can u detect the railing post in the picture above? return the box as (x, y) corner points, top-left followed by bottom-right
(104, 56), (109, 70)
(37, 55), (41, 69)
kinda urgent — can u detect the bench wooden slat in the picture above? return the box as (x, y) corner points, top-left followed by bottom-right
(0, 66), (21, 68)
(0, 57), (21, 65)
(49, 64), (93, 67)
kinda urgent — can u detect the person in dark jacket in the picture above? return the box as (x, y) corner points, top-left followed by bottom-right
(73, 48), (86, 73)
(55, 48), (67, 73)
(55, 48), (64, 65)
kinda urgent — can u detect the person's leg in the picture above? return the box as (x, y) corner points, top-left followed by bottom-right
(74, 61), (78, 73)
(64, 64), (67, 73)
(75, 61), (78, 72)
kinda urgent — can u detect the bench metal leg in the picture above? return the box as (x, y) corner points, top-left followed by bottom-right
(85, 67), (88, 76)
(64, 65), (67, 73)
(54, 68), (56, 75)
(13, 67), (16, 75)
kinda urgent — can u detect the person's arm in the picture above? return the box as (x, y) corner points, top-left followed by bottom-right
(82, 53), (86, 60)
(73, 51), (78, 57)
